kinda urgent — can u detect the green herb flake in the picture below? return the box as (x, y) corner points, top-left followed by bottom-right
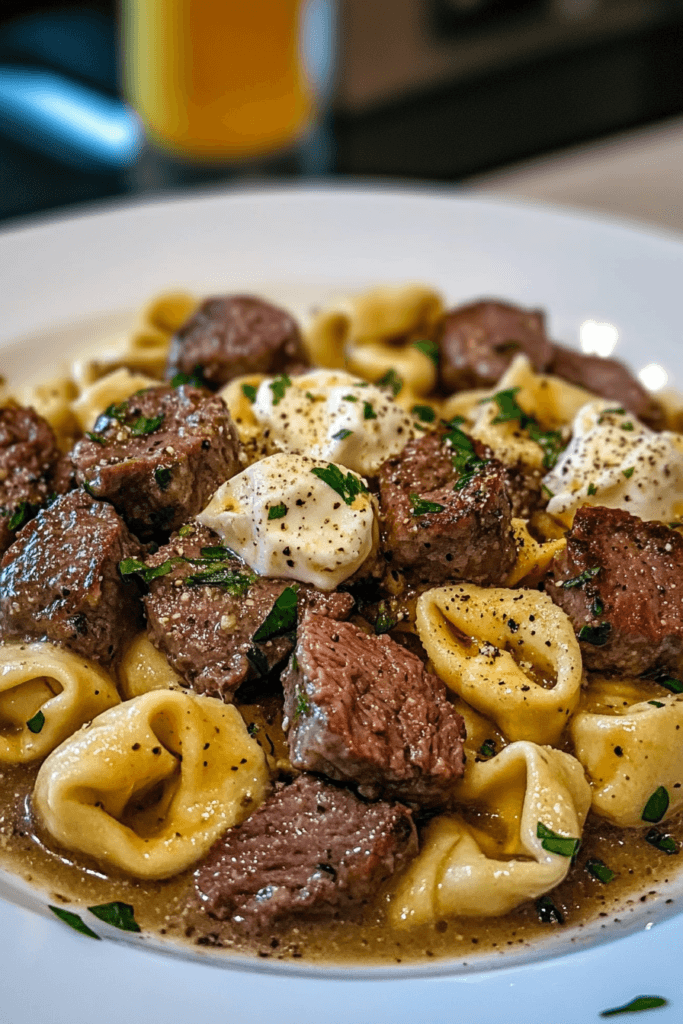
(592, 597), (604, 617)
(600, 996), (668, 1017)
(411, 404), (436, 423)
(621, 421), (634, 431)
(88, 901), (140, 933)
(587, 482), (598, 496)
(578, 622), (612, 646)
(342, 394), (358, 402)
(247, 721), (260, 736)
(26, 709), (45, 734)
(305, 391), (316, 401)
(622, 467), (635, 479)
(443, 421), (489, 487)
(482, 387), (565, 467)
(269, 373), (292, 406)
(486, 387), (526, 424)
(294, 689), (311, 719)
(198, 546), (232, 560)
(85, 431), (107, 446)
(332, 429), (353, 441)
(130, 414), (164, 437)
(656, 675), (683, 694)
(178, 524), (194, 538)
(252, 585), (299, 643)
(668, 521), (683, 530)
(376, 368), (403, 397)
(49, 906), (100, 939)
(412, 338), (439, 365)
(560, 566), (601, 589)
(537, 821), (581, 858)
(363, 400), (377, 420)
(185, 567), (255, 594)
(542, 484), (554, 499)
(82, 480), (97, 498)
(536, 895), (564, 924)
(268, 502), (288, 520)
(478, 739), (497, 759)
(311, 464), (368, 506)
(642, 786), (670, 823)
(154, 466), (172, 491)
(586, 858), (615, 883)
(104, 401), (128, 422)
(645, 828), (677, 854)
(118, 557), (179, 584)
(170, 367), (205, 389)
(648, 700), (665, 708)
(7, 501), (33, 532)
(410, 493), (446, 517)
(241, 383), (257, 403)
(598, 407), (626, 423)
(374, 601), (397, 635)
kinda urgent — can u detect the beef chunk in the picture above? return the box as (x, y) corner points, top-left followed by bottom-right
(0, 404), (65, 555)
(377, 428), (516, 585)
(437, 300), (553, 392)
(548, 344), (664, 429)
(194, 774), (417, 933)
(0, 490), (143, 664)
(144, 525), (354, 701)
(546, 505), (683, 675)
(282, 614), (466, 806)
(166, 295), (309, 389)
(71, 385), (241, 540)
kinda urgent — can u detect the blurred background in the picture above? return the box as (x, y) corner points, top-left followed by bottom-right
(1, 0), (683, 228)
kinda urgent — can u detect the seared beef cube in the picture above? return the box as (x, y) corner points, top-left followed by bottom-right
(194, 774), (417, 933)
(282, 614), (466, 806)
(144, 525), (354, 701)
(166, 295), (309, 389)
(0, 490), (143, 664)
(546, 506), (683, 675)
(548, 344), (664, 430)
(377, 428), (516, 585)
(71, 385), (241, 539)
(0, 404), (64, 555)
(437, 300), (553, 392)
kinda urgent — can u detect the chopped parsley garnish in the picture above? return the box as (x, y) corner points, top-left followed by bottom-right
(154, 466), (172, 490)
(411, 404), (436, 423)
(185, 567), (254, 593)
(247, 721), (260, 736)
(104, 401), (128, 422)
(49, 906), (100, 939)
(412, 338), (439, 365)
(26, 710), (45, 734)
(311, 464), (368, 506)
(536, 895), (564, 924)
(305, 391), (316, 401)
(332, 428), (353, 441)
(482, 386), (565, 469)
(478, 739), (497, 759)
(537, 821), (580, 858)
(7, 501), (35, 532)
(642, 786), (669, 823)
(374, 601), (397, 635)
(178, 524), (194, 537)
(622, 467), (635, 479)
(269, 373), (292, 406)
(88, 901), (140, 933)
(294, 689), (311, 719)
(645, 828), (677, 854)
(85, 431), (107, 446)
(442, 419), (489, 488)
(241, 383), (257, 403)
(342, 394), (358, 402)
(170, 367), (205, 389)
(586, 858), (615, 883)
(592, 597), (604, 617)
(560, 566), (601, 589)
(655, 675), (683, 694)
(600, 996), (668, 1017)
(542, 484), (554, 499)
(118, 557), (179, 584)
(363, 400), (377, 420)
(199, 545), (233, 560)
(410, 494), (445, 516)
(587, 482), (598, 496)
(376, 368), (403, 397)
(130, 414), (164, 436)
(598, 407), (626, 422)
(578, 622), (612, 646)
(648, 700), (665, 708)
(621, 421), (634, 431)
(669, 521), (683, 529)
(252, 585), (299, 643)
(268, 502), (288, 520)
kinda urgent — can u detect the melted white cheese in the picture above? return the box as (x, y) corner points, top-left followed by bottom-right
(197, 452), (376, 590)
(250, 369), (414, 476)
(543, 401), (683, 524)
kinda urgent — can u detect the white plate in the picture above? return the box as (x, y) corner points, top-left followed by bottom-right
(1, 185), (682, 1024)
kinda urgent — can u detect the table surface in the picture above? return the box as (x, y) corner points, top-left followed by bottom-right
(464, 114), (683, 235)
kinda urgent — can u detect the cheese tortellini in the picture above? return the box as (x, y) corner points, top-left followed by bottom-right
(33, 690), (269, 878)
(570, 677), (683, 827)
(416, 585), (582, 745)
(0, 643), (120, 763)
(118, 634), (184, 699)
(389, 742), (591, 924)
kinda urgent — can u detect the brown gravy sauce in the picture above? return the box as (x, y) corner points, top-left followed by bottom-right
(1, 756), (680, 966)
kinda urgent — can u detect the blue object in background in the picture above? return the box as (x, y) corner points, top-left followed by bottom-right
(0, 64), (143, 170)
